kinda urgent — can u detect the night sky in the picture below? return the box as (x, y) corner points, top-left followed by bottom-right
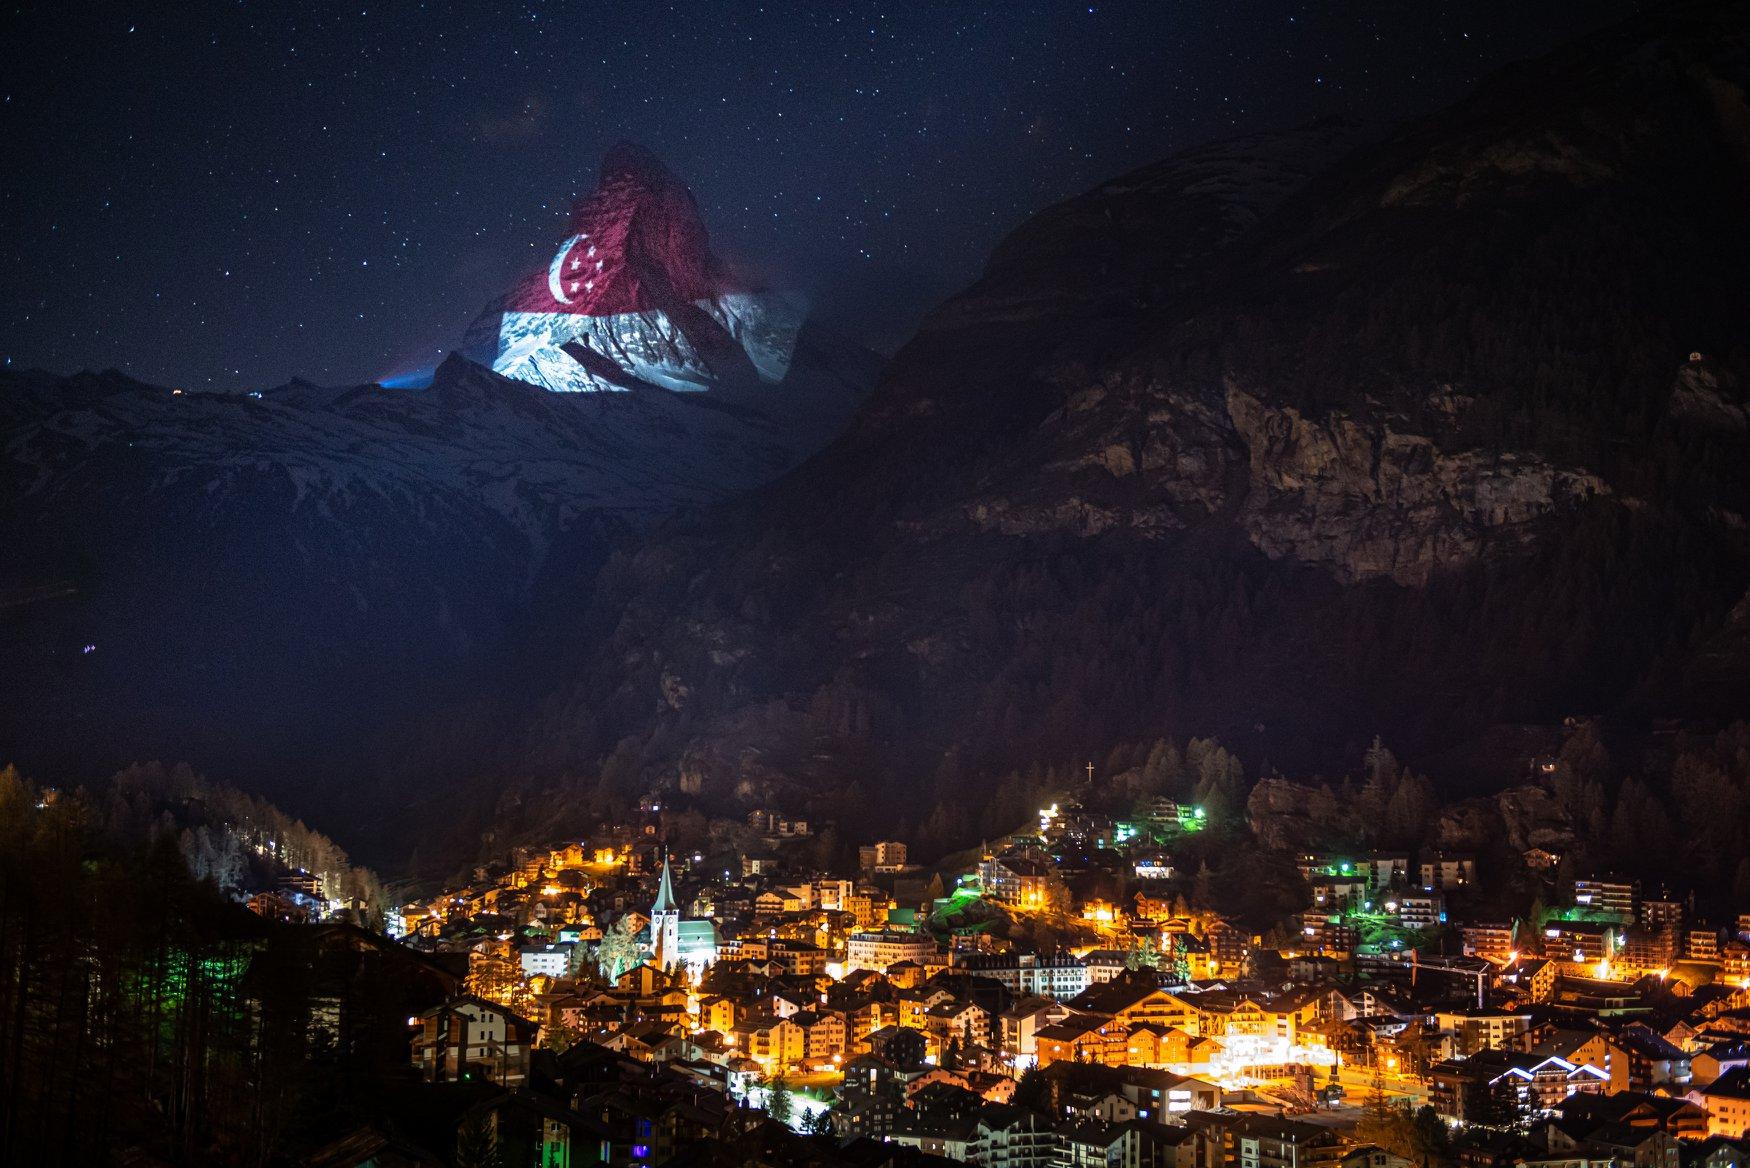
(2, 0), (1640, 392)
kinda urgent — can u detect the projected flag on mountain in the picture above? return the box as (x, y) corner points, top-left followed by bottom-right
(461, 142), (804, 396)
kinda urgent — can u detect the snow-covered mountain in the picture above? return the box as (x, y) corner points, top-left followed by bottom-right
(4, 355), (812, 556)
(0, 146), (880, 818)
(462, 141), (752, 387)
(459, 142), (867, 449)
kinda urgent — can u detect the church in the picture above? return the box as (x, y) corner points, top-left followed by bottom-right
(645, 854), (718, 977)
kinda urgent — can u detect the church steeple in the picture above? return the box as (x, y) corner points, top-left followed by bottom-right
(652, 852), (678, 916)
(651, 852), (680, 971)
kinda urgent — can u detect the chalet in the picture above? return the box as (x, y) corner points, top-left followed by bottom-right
(1502, 957), (1559, 1003)
(886, 1113), (981, 1160)
(923, 999), (992, 1051)
(1688, 1136), (1750, 1168)
(1462, 922), (1517, 962)
(1064, 1117), (1197, 1168)
(739, 851), (780, 878)
(1554, 1092), (1710, 1142)
(410, 995), (537, 1087)
(958, 952), (1090, 1000)
(903, 1066), (1015, 1105)
(1000, 995), (1068, 1062)
(1128, 1022), (1172, 1065)
(1434, 1006), (1534, 1056)
(1599, 1025), (1692, 1093)
(1538, 1118), (1679, 1168)
(789, 1009), (847, 1065)
(1342, 1146), (1413, 1168)
(1420, 851), (1477, 891)
(1067, 979), (1201, 1035)
(1546, 920), (1615, 964)
(977, 851), (1069, 911)
(1697, 1067), (1750, 1139)
(1036, 1014), (1127, 1067)
(970, 1106), (1067, 1166)
(454, 1092), (614, 1168)
(729, 1013), (805, 1072)
(1694, 1042), (1750, 1089)
(1431, 1051), (1609, 1124)
(897, 985), (955, 1029)
(1231, 1114), (1342, 1168)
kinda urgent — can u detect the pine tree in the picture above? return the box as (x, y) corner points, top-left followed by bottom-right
(466, 939), (530, 1013)
(1360, 737), (1398, 833)
(924, 873), (946, 903)
(455, 1110), (501, 1168)
(1384, 771), (1434, 848)
(766, 1075), (794, 1127)
(597, 914), (643, 982)
(1363, 736), (1399, 789)
(1192, 861), (1216, 912)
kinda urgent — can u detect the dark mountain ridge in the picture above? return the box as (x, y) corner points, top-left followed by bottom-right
(1, 354), (875, 836)
(512, 1), (1750, 842)
(1, 145), (883, 840)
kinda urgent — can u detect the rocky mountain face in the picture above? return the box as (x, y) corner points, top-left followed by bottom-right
(1247, 773), (1577, 859)
(526, 3), (1750, 834)
(0, 149), (879, 826)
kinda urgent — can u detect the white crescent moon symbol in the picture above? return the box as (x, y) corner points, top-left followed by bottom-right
(547, 234), (584, 305)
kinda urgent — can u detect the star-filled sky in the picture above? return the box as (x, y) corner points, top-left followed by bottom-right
(2, 0), (1640, 392)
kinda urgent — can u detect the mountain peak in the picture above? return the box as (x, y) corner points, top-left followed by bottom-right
(594, 140), (677, 193)
(492, 142), (733, 319)
(464, 144), (870, 400)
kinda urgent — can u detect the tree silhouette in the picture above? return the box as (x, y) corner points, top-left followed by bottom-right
(455, 1109), (501, 1168)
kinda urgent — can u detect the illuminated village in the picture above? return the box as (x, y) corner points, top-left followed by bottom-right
(334, 755), (1750, 1168)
